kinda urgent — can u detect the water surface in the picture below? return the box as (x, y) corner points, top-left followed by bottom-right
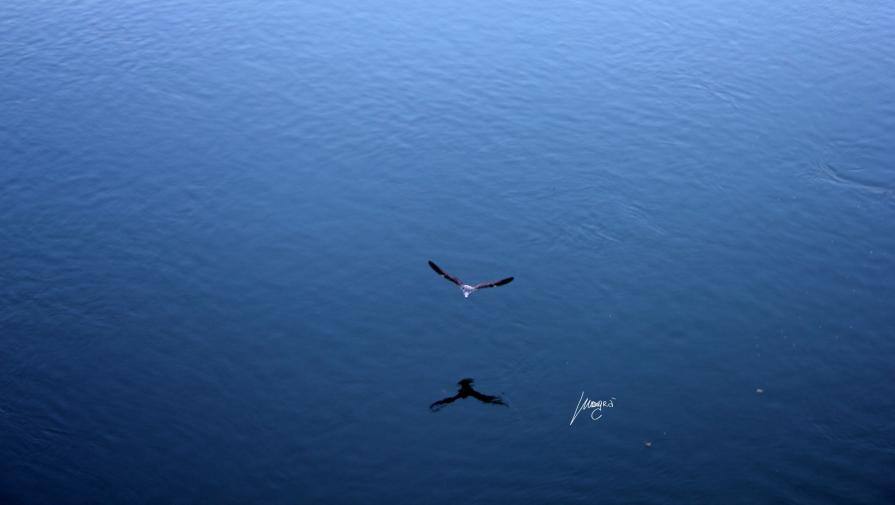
(2, 0), (895, 503)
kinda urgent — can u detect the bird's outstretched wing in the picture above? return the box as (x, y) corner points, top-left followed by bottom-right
(428, 260), (462, 286)
(469, 390), (507, 406)
(429, 394), (461, 412)
(474, 277), (514, 289)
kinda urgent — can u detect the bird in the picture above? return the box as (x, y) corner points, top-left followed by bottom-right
(427, 260), (513, 298)
(430, 378), (507, 412)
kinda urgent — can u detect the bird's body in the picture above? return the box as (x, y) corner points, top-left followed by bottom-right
(428, 260), (513, 298)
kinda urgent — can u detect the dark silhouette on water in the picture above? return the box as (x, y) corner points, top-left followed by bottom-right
(428, 260), (514, 298)
(430, 378), (507, 411)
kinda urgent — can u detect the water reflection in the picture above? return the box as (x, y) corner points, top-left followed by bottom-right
(429, 378), (507, 412)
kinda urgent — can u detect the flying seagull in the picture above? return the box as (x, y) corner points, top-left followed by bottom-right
(430, 378), (507, 412)
(428, 260), (513, 298)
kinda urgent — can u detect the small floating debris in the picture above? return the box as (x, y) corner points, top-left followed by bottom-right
(755, 388), (764, 394)
(644, 440), (652, 448)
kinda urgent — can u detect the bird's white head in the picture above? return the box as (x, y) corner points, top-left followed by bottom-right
(461, 285), (476, 298)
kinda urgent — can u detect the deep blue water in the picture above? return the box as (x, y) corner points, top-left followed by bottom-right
(3, 0), (895, 503)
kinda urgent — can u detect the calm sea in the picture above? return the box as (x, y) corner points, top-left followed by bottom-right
(2, 0), (894, 503)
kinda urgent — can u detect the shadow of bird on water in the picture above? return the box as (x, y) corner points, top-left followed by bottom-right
(430, 378), (507, 412)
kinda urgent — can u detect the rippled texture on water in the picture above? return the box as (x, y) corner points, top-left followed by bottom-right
(2, 0), (895, 503)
